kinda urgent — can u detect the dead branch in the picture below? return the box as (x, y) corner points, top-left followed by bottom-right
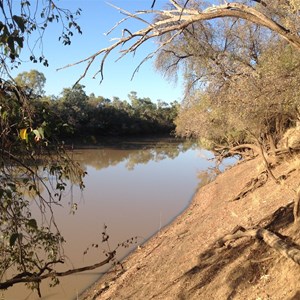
(57, 1), (300, 84)
(0, 252), (115, 290)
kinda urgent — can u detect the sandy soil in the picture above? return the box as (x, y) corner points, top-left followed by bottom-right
(80, 155), (300, 300)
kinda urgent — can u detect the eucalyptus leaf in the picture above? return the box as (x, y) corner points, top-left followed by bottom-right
(12, 15), (26, 33)
(9, 233), (19, 246)
(27, 218), (38, 229)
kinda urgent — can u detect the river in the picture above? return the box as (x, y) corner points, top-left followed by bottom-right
(2, 138), (232, 300)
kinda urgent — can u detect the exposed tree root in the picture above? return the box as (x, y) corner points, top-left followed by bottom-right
(229, 156), (297, 202)
(217, 226), (300, 265)
(275, 146), (300, 156)
(231, 170), (268, 201)
(293, 186), (300, 224)
(214, 144), (260, 162)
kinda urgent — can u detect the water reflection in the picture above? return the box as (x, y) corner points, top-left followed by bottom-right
(71, 138), (195, 171)
(3, 138), (219, 300)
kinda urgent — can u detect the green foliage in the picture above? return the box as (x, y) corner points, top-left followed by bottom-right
(0, 0), (81, 68)
(170, 15), (300, 152)
(176, 42), (300, 148)
(15, 70), (46, 96)
(0, 78), (86, 294)
(51, 87), (178, 140)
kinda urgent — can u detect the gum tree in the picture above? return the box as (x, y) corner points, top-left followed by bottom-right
(14, 70), (46, 96)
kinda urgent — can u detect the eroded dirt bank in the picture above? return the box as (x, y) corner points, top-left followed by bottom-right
(81, 156), (300, 300)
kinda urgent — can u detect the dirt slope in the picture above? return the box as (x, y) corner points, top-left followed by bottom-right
(81, 155), (300, 300)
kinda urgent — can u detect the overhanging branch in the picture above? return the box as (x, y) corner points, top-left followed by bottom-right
(58, 1), (300, 84)
(0, 252), (115, 289)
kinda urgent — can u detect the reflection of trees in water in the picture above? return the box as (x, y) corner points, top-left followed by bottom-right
(197, 169), (218, 189)
(197, 156), (238, 189)
(72, 139), (196, 171)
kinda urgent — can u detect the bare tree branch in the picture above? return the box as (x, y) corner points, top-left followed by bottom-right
(58, 1), (300, 85)
(0, 252), (115, 289)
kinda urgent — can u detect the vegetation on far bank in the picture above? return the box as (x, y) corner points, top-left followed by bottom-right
(13, 70), (179, 141)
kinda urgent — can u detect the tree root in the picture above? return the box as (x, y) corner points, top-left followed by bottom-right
(293, 186), (300, 224)
(214, 144), (260, 162)
(275, 146), (300, 156)
(231, 170), (268, 201)
(217, 226), (300, 265)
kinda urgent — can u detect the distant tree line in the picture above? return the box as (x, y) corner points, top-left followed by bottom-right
(14, 70), (179, 143)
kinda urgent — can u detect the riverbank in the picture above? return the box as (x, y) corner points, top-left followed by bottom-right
(80, 155), (300, 299)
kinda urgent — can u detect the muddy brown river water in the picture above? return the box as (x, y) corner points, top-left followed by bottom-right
(3, 139), (233, 300)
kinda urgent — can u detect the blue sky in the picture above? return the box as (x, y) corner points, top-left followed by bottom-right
(12, 0), (183, 103)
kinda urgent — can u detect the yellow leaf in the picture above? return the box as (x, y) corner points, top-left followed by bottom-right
(19, 128), (28, 140)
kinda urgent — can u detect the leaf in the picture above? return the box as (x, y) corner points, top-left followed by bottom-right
(15, 36), (24, 48)
(12, 15), (26, 33)
(1, 110), (8, 120)
(7, 36), (15, 53)
(37, 127), (45, 139)
(21, 1), (30, 8)
(32, 129), (41, 141)
(19, 128), (27, 140)
(27, 218), (38, 229)
(9, 233), (19, 246)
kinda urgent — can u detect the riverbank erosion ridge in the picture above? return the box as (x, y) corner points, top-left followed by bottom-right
(81, 154), (300, 300)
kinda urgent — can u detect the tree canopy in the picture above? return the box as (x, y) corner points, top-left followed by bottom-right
(15, 70), (46, 95)
(0, 0), (81, 71)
